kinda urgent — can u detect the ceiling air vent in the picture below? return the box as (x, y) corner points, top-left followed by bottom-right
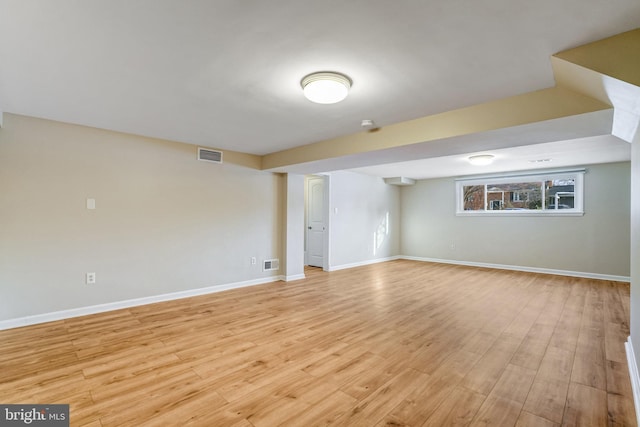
(197, 147), (223, 164)
(263, 259), (279, 272)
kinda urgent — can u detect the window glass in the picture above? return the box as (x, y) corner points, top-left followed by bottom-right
(463, 185), (484, 211)
(544, 178), (575, 210)
(485, 182), (542, 211)
(456, 170), (583, 216)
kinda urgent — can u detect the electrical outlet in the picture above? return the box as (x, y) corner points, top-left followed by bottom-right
(86, 272), (96, 284)
(251, 257), (256, 265)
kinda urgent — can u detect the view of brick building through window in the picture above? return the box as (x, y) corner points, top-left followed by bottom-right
(463, 179), (575, 211)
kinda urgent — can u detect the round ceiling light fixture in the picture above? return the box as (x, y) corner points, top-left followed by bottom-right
(301, 72), (351, 104)
(468, 154), (495, 166)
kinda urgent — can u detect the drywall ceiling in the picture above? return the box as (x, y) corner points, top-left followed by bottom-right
(0, 1), (639, 176)
(350, 135), (631, 180)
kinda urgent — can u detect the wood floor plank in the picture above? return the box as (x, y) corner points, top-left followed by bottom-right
(607, 392), (639, 427)
(209, 353), (287, 402)
(460, 336), (522, 395)
(562, 382), (608, 427)
(429, 348), (483, 382)
(422, 385), (486, 427)
(604, 320), (630, 364)
(100, 385), (227, 426)
(537, 346), (574, 383)
(214, 368), (317, 426)
(516, 411), (560, 427)
(277, 390), (357, 427)
(489, 363), (536, 404)
(2, 372), (90, 404)
(571, 327), (607, 391)
(522, 377), (569, 424)
(469, 395), (523, 427)
(332, 368), (429, 426)
(376, 373), (458, 426)
(0, 260), (633, 426)
(510, 323), (556, 371)
(616, 283), (631, 322)
(240, 395), (310, 427)
(462, 330), (501, 355)
(301, 344), (372, 378)
(338, 354), (407, 401)
(547, 281), (587, 353)
(571, 284), (607, 390)
(87, 367), (202, 411)
(606, 359), (634, 397)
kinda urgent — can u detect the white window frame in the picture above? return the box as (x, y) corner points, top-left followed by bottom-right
(455, 169), (585, 216)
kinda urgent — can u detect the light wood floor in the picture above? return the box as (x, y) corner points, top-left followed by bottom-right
(0, 260), (636, 426)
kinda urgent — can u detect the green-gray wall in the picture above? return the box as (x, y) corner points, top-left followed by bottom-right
(400, 162), (631, 278)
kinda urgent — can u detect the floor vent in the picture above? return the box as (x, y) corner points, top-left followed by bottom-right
(263, 259), (279, 272)
(197, 147), (223, 163)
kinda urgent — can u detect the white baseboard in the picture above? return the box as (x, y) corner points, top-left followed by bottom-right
(400, 256), (631, 282)
(328, 255), (401, 272)
(626, 336), (640, 427)
(1, 256), (628, 331)
(0, 275), (284, 331)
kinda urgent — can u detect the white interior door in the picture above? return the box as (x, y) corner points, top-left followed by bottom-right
(306, 177), (324, 267)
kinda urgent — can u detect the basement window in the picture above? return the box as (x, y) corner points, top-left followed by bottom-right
(456, 169), (584, 216)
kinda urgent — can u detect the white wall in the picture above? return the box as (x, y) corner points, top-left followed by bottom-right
(631, 133), (640, 372)
(0, 114), (283, 321)
(327, 171), (400, 269)
(284, 174), (305, 280)
(401, 162), (631, 277)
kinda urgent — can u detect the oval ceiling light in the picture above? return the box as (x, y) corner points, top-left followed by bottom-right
(301, 72), (351, 104)
(468, 154), (495, 166)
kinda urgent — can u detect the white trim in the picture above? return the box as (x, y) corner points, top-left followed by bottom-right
(328, 256), (401, 272)
(455, 167), (587, 182)
(1, 257), (628, 330)
(323, 174), (331, 272)
(456, 169), (584, 216)
(400, 256), (630, 282)
(0, 276), (284, 331)
(626, 336), (640, 427)
(456, 210), (584, 217)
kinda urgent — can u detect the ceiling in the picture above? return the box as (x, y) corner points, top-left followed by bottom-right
(1, 1), (639, 178)
(351, 135), (631, 180)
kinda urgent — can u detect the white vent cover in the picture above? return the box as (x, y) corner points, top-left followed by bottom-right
(197, 147), (223, 163)
(263, 259), (279, 272)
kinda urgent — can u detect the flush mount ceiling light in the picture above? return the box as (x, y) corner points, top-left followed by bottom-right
(301, 72), (351, 104)
(468, 154), (495, 166)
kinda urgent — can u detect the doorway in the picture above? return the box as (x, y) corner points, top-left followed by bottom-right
(305, 175), (325, 268)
